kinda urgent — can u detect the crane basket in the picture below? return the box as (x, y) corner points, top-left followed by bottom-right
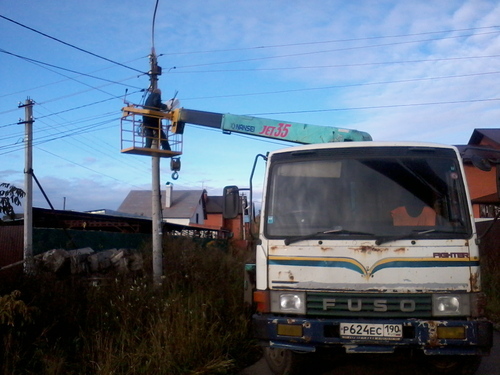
(120, 105), (183, 157)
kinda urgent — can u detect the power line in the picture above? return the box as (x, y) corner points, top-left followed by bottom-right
(181, 70), (500, 101)
(0, 89), (142, 129)
(0, 103), (153, 181)
(170, 54), (500, 74)
(0, 49), (143, 90)
(34, 110), (152, 179)
(169, 30), (500, 70)
(36, 91), (142, 118)
(159, 25), (500, 56)
(36, 147), (142, 186)
(250, 97), (500, 117)
(1, 72), (497, 139)
(0, 116), (118, 151)
(0, 14), (145, 74)
(1, 66), (497, 131)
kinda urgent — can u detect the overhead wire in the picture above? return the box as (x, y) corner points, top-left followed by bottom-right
(181, 70), (500, 101)
(1, 20), (497, 110)
(36, 91), (143, 118)
(168, 54), (500, 74)
(36, 147), (146, 189)
(0, 89), (143, 129)
(0, 55), (147, 100)
(1, 97), (152, 179)
(166, 30), (500, 69)
(2, 70), (498, 151)
(0, 49), (143, 90)
(0, 14), (145, 74)
(250, 97), (500, 117)
(34, 102), (152, 175)
(159, 25), (500, 56)
(4, 12), (496, 72)
(2, 64), (497, 135)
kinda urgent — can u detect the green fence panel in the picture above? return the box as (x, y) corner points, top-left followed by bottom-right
(33, 228), (151, 255)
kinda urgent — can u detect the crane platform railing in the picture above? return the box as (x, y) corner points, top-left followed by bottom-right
(120, 105), (183, 157)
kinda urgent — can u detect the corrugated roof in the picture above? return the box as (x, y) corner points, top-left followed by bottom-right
(118, 190), (205, 219)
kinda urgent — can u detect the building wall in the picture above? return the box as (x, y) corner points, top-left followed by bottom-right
(463, 165), (497, 217)
(164, 218), (191, 226)
(194, 203), (205, 225)
(226, 216), (244, 240)
(204, 213), (223, 229)
(463, 134), (500, 218)
(203, 213), (250, 240)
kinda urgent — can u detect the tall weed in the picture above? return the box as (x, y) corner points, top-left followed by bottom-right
(0, 237), (258, 374)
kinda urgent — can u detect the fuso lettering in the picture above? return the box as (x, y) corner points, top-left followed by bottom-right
(323, 298), (416, 312)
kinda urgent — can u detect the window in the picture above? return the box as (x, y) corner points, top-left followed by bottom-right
(264, 147), (471, 240)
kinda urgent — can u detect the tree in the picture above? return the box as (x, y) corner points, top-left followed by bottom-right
(0, 183), (25, 220)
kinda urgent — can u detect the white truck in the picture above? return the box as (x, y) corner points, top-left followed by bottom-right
(223, 141), (493, 374)
(130, 107), (493, 374)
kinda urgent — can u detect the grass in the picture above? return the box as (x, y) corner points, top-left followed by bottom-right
(478, 221), (500, 324)
(0, 237), (260, 375)
(481, 248), (500, 324)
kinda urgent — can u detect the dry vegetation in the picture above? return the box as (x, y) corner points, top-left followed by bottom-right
(0, 237), (259, 375)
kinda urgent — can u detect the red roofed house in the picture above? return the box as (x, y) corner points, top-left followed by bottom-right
(457, 128), (500, 219)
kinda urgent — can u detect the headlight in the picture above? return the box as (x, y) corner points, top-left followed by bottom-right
(432, 294), (470, 316)
(270, 291), (306, 314)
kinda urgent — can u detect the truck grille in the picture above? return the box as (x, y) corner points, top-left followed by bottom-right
(307, 292), (432, 318)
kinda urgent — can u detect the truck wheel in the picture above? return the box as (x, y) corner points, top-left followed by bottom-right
(419, 355), (482, 375)
(264, 348), (307, 375)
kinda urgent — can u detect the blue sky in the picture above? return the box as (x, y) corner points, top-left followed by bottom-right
(1, 0), (499, 212)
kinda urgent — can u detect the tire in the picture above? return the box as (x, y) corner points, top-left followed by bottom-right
(418, 355), (482, 375)
(264, 348), (308, 375)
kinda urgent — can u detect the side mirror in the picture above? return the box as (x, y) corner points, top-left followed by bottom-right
(223, 185), (240, 219)
(470, 155), (492, 172)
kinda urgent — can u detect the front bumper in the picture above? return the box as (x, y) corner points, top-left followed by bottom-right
(253, 314), (493, 355)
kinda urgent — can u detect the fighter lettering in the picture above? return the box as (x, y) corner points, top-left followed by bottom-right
(433, 252), (469, 258)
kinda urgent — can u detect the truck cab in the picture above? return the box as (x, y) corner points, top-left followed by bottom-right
(240, 141), (492, 375)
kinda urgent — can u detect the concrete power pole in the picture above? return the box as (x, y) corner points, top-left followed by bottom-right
(19, 98), (35, 272)
(149, 48), (163, 284)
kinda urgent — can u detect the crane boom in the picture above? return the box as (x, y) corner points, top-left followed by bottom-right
(171, 108), (372, 144)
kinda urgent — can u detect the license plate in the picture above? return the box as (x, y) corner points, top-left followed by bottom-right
(340, 323), (402, 340)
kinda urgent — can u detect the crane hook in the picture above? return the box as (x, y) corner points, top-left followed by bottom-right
(170, 157), (181, 180)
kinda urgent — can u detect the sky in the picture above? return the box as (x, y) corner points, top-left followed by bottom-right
(1, 0), (499, 212)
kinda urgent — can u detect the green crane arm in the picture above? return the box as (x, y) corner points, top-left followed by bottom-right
(171, 108), (372, 143)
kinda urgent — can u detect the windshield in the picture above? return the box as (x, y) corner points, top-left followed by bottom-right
(264, 147), (472, 240)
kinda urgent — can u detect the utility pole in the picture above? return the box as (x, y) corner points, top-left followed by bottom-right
(19, 98), (35, 272)
(149, 48), (163, 284)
